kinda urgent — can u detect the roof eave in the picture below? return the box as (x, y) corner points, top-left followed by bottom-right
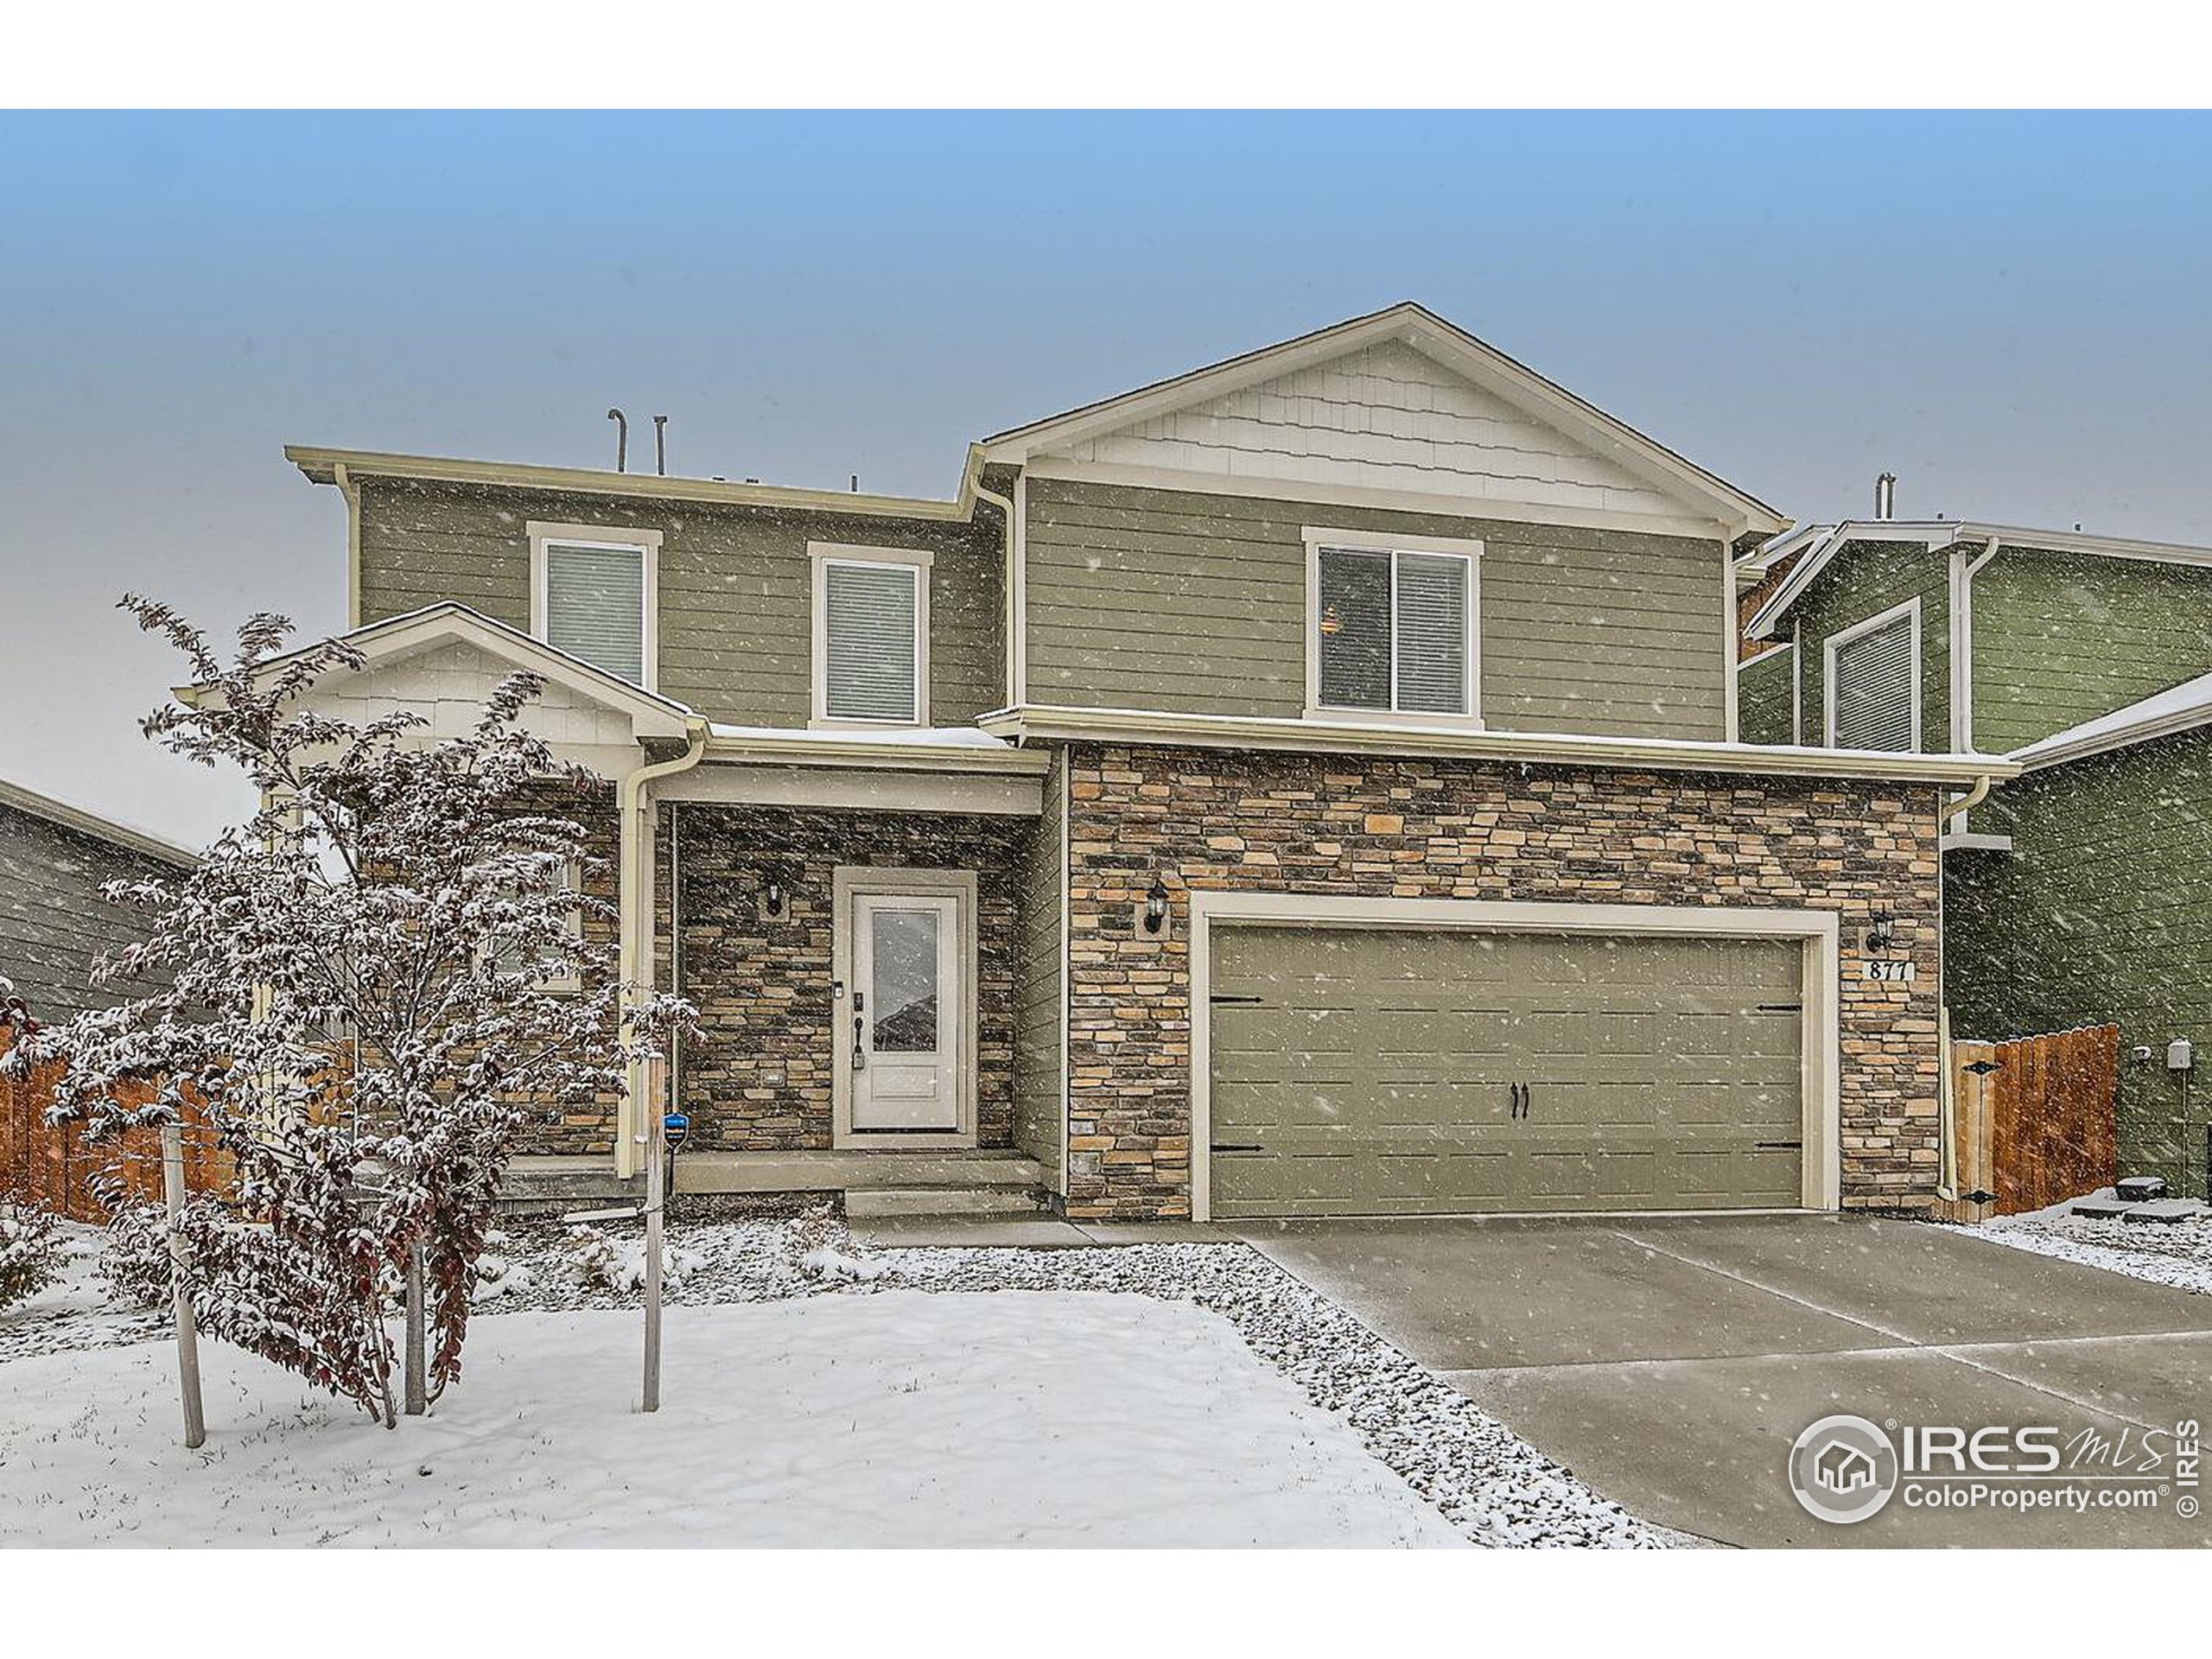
(285, 445), (979, 524)
(982, 703), (2018, 786)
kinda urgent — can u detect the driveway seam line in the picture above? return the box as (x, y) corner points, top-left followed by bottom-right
(1609, 1229), (1921, 1344)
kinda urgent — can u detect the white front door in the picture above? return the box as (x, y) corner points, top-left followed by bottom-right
(848, 890), (963, 1133)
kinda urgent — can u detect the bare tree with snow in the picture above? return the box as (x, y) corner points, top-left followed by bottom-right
(22, 597), (690, 1424)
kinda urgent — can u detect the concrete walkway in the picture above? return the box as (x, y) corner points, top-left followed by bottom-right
(1237, 1213), (2212, 1548)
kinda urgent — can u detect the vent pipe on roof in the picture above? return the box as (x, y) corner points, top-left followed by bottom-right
(652, 415), (668, 477)
(1875, 472), (1897, 521)
(607, 409), (629, 474)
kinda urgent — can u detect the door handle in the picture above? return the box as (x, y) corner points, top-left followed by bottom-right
(1509, 1081), (1527, 1120)
(1522, 1082), (1533, 1121)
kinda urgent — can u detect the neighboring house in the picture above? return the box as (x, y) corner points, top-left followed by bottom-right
(1738, 517), (2212, 1192)
(267, 302), (2005, 1222)
(0, 779), (197, 1025)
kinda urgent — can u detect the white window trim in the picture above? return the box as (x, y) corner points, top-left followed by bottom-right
(810, 543), (932, 729)
(527, 521), (662, 693)
(1822, 595), (1922, 751)
(1302, 526), (1484, 728)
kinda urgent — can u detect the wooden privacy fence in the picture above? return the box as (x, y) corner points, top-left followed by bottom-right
(0, 1033), (228, 1222)
(1951, 1024), (2119, 1216)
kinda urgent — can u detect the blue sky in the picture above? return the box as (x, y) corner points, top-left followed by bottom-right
(4, 111), (2209, 843)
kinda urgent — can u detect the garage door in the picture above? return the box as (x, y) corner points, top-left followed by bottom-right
(1207, 926), (1804, 1217)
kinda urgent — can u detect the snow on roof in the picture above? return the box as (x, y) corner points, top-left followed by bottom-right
(707, 723), (1013, 749)
(2010, 670), (2212, 772)
(0, 776), (200, 868)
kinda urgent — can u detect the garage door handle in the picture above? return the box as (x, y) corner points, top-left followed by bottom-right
(1521, 1083), (1534, 1120)
(1510, 1081), (1529, 1119)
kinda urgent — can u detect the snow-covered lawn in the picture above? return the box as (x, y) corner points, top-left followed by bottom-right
(1962, 1196), (2212, 1296)
(0, 1293), (1462, 1548)
(1, 1206), (1667, 1548)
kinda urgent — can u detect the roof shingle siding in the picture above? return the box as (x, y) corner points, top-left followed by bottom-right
(0, 801), (181, 1023)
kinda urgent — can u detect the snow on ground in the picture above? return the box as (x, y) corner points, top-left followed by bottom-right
(0, 1292), (1465, 1548)
(0, 1222), (163, 1363)
(0, 1205), (1666, 1548)
(1962, 1194), (2212, 1296)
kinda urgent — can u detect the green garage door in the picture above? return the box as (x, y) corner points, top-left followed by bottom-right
(1208, 926), (1804, 1217)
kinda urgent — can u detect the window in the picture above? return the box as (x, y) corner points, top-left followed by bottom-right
(812, 544), (930, 725)
(1825, 599), (1920, 751)
(1306, 533), (1479, 720)
(528, 522), (661, 690)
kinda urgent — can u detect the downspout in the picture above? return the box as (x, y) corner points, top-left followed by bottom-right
(615, 718), (709, 1179)
(974, 476), (1018, 710)
(334, 462), (364, 630)
(1932, 766), (1999, 1205)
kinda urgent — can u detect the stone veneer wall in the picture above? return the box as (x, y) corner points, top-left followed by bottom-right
(1061, 743), (1944, 1221)
(657, 804), (1029, 1153)
(519, 782), (624, 1156)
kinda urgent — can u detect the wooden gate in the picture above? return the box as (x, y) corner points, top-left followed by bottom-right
(1951, 1025), (2119, 1216)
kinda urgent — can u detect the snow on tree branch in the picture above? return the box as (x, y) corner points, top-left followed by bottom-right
(21, 598), (694, 1423)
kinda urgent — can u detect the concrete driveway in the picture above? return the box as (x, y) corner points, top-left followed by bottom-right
(1236, 1213), (2212, 1548)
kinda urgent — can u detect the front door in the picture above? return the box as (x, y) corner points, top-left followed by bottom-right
(842, 884), (969, 1138)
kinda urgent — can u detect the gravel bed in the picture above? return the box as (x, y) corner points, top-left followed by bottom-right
(478, 1205), (1666, 1548)
(1967, 1205), (2212, 1296)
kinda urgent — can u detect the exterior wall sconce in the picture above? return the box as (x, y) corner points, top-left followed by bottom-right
(762, 875), (791, 922)
(1140, 880), (1171, 938)
(1865, 907), (1896, 953)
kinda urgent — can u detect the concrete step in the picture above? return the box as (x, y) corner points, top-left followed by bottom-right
(677, 1148), (1045, 1196)
(843, 1185), (1048, 1219)
(499, 1158), (645, 1217)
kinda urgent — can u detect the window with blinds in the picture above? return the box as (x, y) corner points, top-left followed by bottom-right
(1828, 607), (1918, 750)
(1315, 546), (1472, 716)
(543, 541), (648, 686)
(822, 559), (922, 722)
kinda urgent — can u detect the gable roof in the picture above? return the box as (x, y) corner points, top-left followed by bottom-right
(1745, 518), (2212, 640)
(181, 603), (698, 743)
(979, 302), (1788, 537)
(2010, 669), (2212, 772)
(0, 778), (200, 868)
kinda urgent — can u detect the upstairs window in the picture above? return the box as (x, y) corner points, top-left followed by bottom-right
(1308, 536), (1479, 719)
(529, 522), (660, 690)
(812, 544), (931, 726)
(1826, 599), (1920, 750)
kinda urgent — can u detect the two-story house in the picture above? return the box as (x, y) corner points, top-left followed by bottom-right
(1739, 515), (2212, 1193)
(268, 303), (2005, 1223)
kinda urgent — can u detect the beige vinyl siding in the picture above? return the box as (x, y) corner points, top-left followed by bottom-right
(1971, 548), (2212, 754)
(1023, 477), (1727, 741)
(357, 480), (1003, 728)
(1011, 750), (1066, 1188)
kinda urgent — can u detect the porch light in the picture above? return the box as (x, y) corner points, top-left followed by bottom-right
(1142, 881), (1170, 936)
(765, 877), (788, 920)
(1866, 907), (1895, 952)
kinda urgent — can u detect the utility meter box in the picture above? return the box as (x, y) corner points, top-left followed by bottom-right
(2168, 1038), (2195, 1072)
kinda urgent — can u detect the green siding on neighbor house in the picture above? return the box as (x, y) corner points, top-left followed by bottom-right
(1011, 748), (1066, 1191)
(1947, 728), (2212, 1192)
(1023, 477), (1730, 742)
(1781, 540), (1952, 753)
(356, 479), (1006, 728)
(1970, 549), (2212, 754)
(1737, 645), (1796, 746)
(0, 803), (187, 1023)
